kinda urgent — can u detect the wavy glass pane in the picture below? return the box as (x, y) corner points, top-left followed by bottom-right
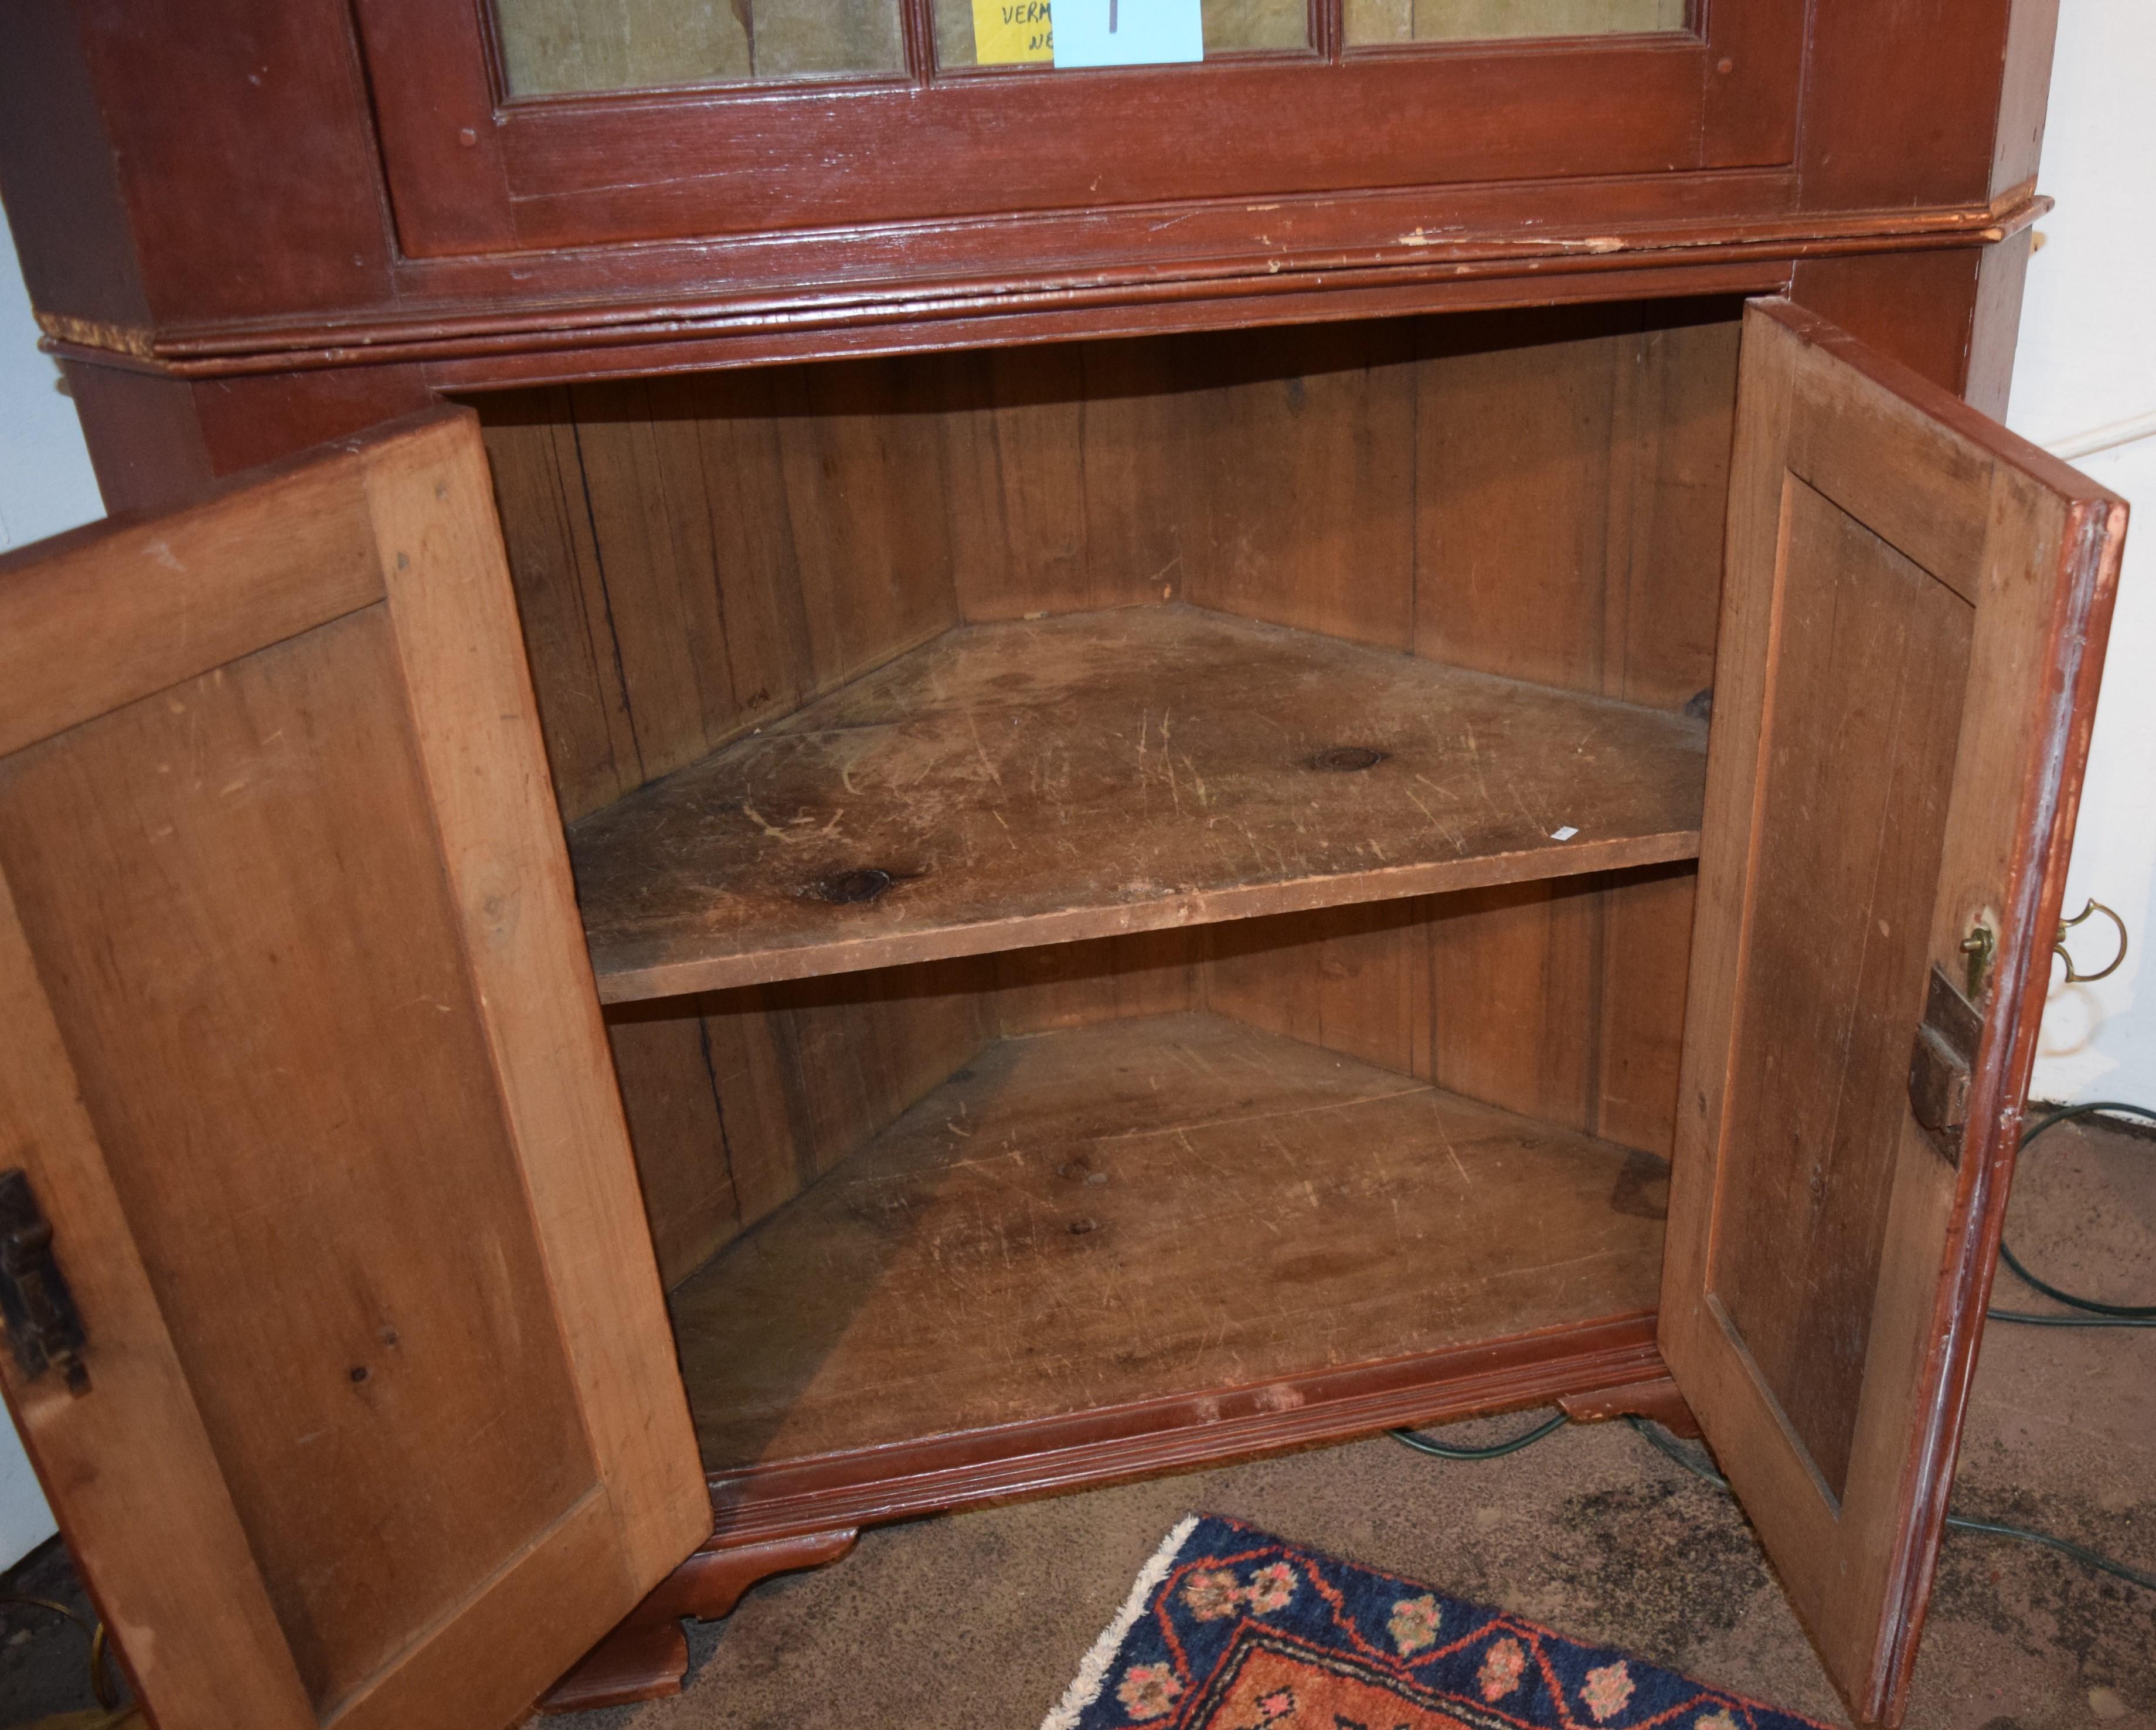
(1344, 0), (1685, 43)
(936, 0), (1309, 69)
(497, 0), (906, 96)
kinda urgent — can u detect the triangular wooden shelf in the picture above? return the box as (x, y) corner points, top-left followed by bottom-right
(572, 605), (1708, 1002)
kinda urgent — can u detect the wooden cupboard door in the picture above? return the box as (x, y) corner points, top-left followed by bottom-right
(1659, 300), (2127, 1728)
(0, 412), (710, 1730)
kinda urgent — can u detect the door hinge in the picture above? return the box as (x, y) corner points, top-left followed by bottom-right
(0, 1170), (89, 1394)
(1907, 965), (1982, 1167)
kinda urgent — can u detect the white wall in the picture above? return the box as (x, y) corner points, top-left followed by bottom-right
(0, 210), (103, 550)
(2010, 1), (2156, 1106)
(0, 200), (100, 1566)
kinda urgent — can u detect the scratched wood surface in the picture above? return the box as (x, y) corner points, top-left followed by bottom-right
(571, 604), (1708, 1001)
(606, 926), (1210, 1288)
(480, 308), (1735, 1250)
(482, 370), (962, 827)
(668, 1011), (1668, 1467)
(604, 872), (1698, 1290)
(477, 308), (1740, 824)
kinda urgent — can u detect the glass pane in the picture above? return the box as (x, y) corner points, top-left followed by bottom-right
(496, 0), (907, 96)
(936, 0), (1309, 69)
(1344, 0), (1686, 43)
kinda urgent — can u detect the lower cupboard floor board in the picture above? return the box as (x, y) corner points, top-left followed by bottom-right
(668, 1010), (1668, 1471)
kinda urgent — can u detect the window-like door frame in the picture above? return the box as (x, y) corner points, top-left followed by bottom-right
(352, 0), (1804, 257)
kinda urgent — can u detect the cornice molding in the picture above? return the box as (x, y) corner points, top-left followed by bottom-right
(40, 191), (2045, 384)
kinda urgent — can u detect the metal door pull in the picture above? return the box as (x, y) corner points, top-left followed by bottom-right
(2054, 898), (2128, 984)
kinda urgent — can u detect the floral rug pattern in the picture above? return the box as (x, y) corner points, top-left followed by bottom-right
(1040, 1515), (1833, 1730)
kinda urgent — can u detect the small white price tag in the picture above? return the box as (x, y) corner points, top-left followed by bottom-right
(1053, 0), (1205, 67)
(1551, 825), (1580, 842)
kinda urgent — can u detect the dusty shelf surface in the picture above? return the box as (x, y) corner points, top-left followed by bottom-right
(668, 1011), (1669, 1471)
(571, 604), (1708, 1002)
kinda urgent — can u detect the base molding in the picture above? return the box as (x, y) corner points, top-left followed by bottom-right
(536, 1321), (1696, 1712)
(1559, 1374), (1703, 1438)
(536, 1528), (859, 1714)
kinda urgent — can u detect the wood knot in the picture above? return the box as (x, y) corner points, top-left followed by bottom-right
(1308, 745), (1389, 773)
(819, 868), (895, 905)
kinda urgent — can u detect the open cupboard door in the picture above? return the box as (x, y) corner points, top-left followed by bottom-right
(1660, 300), (2127, 1726)
(0, 412), (711, 1730)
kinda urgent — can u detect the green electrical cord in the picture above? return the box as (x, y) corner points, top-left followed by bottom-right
(1392, 1415), (2156, 1595)
(1944, 1514), (2156, 1593)
(1389, 1412), (1572, 1460)
(1388, 1096), (2156, 1599)
(1623, 1417), (2156, 1592)
(1988, 1100), (2156, 1328)
(1620, 1412), (1728, 1487)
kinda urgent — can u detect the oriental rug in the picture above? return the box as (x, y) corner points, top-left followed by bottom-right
(1040, 1514), (1831, 1730)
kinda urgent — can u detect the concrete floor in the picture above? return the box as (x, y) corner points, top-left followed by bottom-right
(553, 1115), (2155, 1730)
(0, 1119), (2147, 1730)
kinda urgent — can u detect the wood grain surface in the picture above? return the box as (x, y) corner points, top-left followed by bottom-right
(1708, 477), (1973, 1503)
(0, 616), (595, 1713)
(481, 310), (1732, 1231)
(480, 309), (1738, 827)
(571, 605), (1707, 1001)
(669, 1010), (1668, 1468)
(601, 867), (1692, 1287)
(481, 369), (963, 825)
(1658, 299), (2128, 1726)
(0, 412), (711, 1730)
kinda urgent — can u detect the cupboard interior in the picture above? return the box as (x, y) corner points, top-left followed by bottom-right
(471, 296), (1743, 1475)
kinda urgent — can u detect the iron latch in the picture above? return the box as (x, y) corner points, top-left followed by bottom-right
(0, 1170), (88, 1393)
(1907, 965), (1982, 1167)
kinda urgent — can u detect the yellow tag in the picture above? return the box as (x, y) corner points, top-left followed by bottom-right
(971, 0), (1055, 63)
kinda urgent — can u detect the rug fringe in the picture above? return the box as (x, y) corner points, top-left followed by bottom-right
(1037, 1514), (1201, 1730)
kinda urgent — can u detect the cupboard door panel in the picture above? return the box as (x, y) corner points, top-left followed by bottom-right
(1659, 300), (2127, 1728)
(0, 413), (710, 1730)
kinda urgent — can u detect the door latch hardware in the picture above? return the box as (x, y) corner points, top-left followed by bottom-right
(1907, 965), (1982, 1167)
(1958, 923), (1995, 999)
(0, 1170), (89, 1393)
(2053, 898), (2128, 984)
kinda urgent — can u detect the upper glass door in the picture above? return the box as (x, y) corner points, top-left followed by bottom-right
(358, 0), (1798, 257)
(491, 0), (1693, 95)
